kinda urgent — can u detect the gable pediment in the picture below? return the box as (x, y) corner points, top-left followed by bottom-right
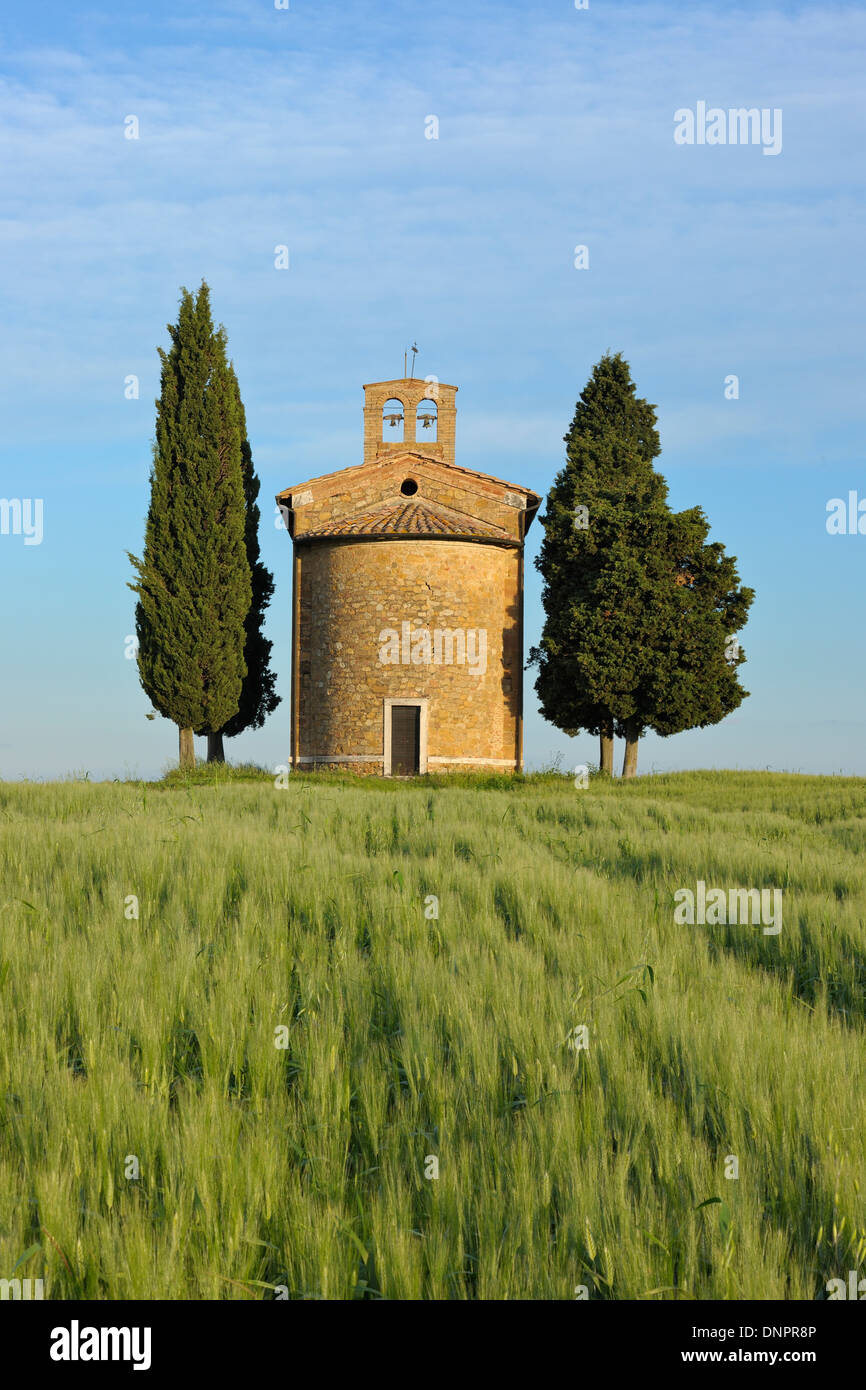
(278, 453), (539, 543)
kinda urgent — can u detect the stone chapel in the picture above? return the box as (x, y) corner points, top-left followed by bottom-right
(276, 376), (540, 775)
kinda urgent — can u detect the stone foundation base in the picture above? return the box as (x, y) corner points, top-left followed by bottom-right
(291, 756), (519, 777)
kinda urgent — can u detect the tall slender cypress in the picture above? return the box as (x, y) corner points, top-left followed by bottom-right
(206, 366), (280, 762)
(128, 282), (252, 769)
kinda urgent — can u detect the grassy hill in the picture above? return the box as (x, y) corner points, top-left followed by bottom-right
(1, 770), (864, 1299)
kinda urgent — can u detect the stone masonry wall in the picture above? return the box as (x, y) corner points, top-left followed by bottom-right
(295, 539), (522, 771)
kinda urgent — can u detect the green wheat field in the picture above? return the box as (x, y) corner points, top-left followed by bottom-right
(1, 769), (864, 1300)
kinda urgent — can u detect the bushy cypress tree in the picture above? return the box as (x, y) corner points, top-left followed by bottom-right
(128, 282), (252, 770)
(530, 352), (753, 777)
(530, 353), (664, 773)
(632, 505), (753, 748)
(206, 367), (280, 762)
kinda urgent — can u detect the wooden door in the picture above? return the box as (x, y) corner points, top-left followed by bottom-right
(391, 705), (420, 776)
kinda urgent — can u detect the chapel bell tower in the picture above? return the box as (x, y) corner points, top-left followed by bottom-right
(362, 377), (458, 467)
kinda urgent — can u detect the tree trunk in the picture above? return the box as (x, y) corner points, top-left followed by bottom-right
(178, 727), (195, 770)
(207, 732), (225, 763)
(622, 717), (640, 779)
(599, 716), (614, 776)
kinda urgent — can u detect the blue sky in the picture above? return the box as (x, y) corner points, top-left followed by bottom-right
(1, 0), (864, 779)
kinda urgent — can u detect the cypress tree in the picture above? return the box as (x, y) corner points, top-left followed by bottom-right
(530, 353), (665, 773)
(630, 504), (753, 752)
(206, 366), (280, 762)
(128, 282), (252, 770)
(530, 352), (753, 777)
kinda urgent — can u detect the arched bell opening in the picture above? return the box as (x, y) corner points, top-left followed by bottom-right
(416, 397), (438, 441)
(382, 398), (405, 441)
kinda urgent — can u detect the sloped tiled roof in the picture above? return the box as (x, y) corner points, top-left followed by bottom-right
(302, 500), (510, 540)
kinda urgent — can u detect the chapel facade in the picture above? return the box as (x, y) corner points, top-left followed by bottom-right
(276, 376), (540, 775)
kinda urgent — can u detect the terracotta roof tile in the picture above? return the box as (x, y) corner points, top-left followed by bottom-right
(302, 501), (510, 540)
